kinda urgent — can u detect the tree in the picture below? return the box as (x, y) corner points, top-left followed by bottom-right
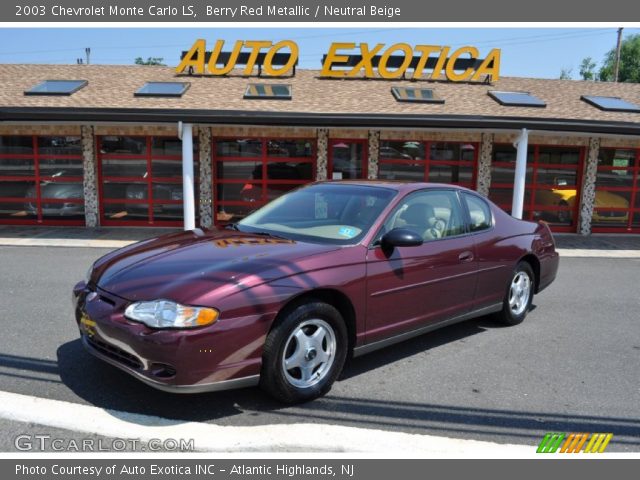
(559, 68), (573, 80)
(579, 57), (597, 81)
(599, 34), (640, 82)
(134, 57), (166, 66)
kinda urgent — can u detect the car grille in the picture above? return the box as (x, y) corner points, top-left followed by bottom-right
(85, 335), (143, 370)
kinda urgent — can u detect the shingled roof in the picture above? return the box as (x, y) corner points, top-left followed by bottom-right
(1, 64), (640, 134)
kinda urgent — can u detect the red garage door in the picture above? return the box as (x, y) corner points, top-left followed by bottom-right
(213, 137), (316, 226)
(489, 144), (585, 232)
(0, 135), (84, 225)
(377, 140), (478, 188)
(592, 147), (640, 233)
(97, 135), (198, 227)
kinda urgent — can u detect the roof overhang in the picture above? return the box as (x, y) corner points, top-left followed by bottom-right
(1, 106), (640, 137)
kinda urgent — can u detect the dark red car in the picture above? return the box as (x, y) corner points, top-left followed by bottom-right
(73, 181), (559, 403)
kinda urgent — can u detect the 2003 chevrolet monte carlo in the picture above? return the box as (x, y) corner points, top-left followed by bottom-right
(73, 181), (559, 403)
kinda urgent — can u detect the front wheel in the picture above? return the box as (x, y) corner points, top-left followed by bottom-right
(260, 301), (347, 403)
(495, 262), (534, 326)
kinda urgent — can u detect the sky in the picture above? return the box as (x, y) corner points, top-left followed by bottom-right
(0, 27), (637, 79)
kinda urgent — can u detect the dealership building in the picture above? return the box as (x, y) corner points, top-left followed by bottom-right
(1, 53), (640, 234)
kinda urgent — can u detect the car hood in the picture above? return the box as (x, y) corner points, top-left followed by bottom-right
(594, 190), (629, 208)
(92, 228), (340, 304)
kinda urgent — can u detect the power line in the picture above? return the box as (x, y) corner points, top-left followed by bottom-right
(0, 27), (620, 57)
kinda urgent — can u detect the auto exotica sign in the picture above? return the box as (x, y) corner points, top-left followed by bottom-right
(176, 39), (501, 82)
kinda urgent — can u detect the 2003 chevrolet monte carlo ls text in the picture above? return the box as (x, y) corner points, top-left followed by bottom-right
(73, 181), (559, 403)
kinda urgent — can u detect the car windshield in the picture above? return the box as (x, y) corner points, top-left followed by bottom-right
(236, 183), (397, 244)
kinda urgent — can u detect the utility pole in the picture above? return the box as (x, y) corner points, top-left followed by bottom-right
(85, 47), (91, 65)
(613, 28), (623, 82)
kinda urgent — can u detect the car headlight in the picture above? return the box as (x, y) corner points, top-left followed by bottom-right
(124, 300), (219, 329)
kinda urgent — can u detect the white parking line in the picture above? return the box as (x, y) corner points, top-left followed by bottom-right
(0, 390), (532, 454)
(556, 248), (640, 258)
(0, 238), (133, 248)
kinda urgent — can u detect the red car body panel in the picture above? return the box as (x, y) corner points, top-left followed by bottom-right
(73, 181), (559, 393)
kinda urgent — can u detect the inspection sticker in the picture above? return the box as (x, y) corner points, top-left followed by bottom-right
(338, 227), (357, 238)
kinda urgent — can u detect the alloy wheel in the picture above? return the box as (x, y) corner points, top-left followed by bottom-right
(281, 319), (337, 389)
(509, 271), (532, 316)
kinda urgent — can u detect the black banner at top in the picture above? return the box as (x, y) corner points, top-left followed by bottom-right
(4, 0), (639, 22)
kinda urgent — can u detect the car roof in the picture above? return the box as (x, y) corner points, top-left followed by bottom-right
(313, 180), (475, 194)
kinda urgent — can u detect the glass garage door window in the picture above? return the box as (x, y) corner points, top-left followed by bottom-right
(0, 135), (84, 225)
(377, 140), (478, 188)
(489, 144), (584, 232)
(213, 138), (315, 225)
(98, 136), (198, 226)
(329, 139), (367, 180)
(591, 148), (640, 232)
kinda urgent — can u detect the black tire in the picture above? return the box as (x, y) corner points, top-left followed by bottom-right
(260, 301), (348, 403)
(494, 261), (535, 326)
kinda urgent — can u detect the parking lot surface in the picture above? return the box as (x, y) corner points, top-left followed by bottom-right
(0, 245), (638, 451)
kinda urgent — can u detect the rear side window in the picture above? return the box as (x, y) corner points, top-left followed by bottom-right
(463, 193), (493, 232)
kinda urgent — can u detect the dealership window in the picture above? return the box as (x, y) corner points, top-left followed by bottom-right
(134, 82), (190, 97)
(0, 135), (84, 225)
(487, 91), (546, 107)
(98, 136), (198, 226)
(329, 139), (367, 180)
(591, 148), (640, 232)
(24, 80), (88, 96)
(580, 95), (640, 113)
(244, 84), (292, 100)
(213, 137), (315, 224)
(489, 144), (584, 232)
(391, 87), (444, 104)
(377, 140), (477, 188)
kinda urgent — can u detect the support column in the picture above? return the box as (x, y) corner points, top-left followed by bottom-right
(181, 123), (196, 231)
(316, 128), (329, 181)
(511, 128), (529, 219)
(367, 130), (380, 179)
(476, 133), (493, 197)
(81, 125), (99, 228)
(198, 127), (213, 228)
(578, 137), (600, 235)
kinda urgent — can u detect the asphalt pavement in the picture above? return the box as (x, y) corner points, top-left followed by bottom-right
(0, 245), (638, 452)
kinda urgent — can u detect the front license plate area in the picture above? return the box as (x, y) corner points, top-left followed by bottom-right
(80, 312), (97, 337)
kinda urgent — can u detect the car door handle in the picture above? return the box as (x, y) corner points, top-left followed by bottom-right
(458, 251), (475, 263)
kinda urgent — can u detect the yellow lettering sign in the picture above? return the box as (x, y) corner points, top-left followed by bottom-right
(320, 43), (501, 82)
(177, 40), (501, 81)
(176, 39), (299, 76)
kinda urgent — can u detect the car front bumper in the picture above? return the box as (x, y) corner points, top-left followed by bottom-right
(72, 281), (267, 393)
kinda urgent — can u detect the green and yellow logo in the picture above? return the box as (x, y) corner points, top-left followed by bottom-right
(537, 433), (613, 453)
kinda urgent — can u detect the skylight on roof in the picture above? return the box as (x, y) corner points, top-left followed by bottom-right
(391, 87), (444, 104)
(581, 95), (640, 113)
(488, 91), (546, 108)
(134, 82), (190, 97)
(25, 80), (87, 96)
(244, 84), (291, 100)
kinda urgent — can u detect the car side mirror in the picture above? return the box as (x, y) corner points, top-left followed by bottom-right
(380, 228), (424, 250)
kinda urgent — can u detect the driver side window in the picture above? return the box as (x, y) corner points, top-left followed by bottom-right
(379, 190), (465, 242)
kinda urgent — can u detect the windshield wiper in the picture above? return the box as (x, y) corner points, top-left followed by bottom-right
(225, 223), (241, 231)
(248, 230), (289, 240)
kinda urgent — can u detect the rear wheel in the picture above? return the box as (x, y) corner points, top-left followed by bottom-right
(495, 261), (534, 326)
(260, 301), (347, 403)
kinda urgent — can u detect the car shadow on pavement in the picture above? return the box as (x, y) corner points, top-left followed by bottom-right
(340, 313), (507, 381)
(56, 339), (282, 423)
(54, 312), (510, 425)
